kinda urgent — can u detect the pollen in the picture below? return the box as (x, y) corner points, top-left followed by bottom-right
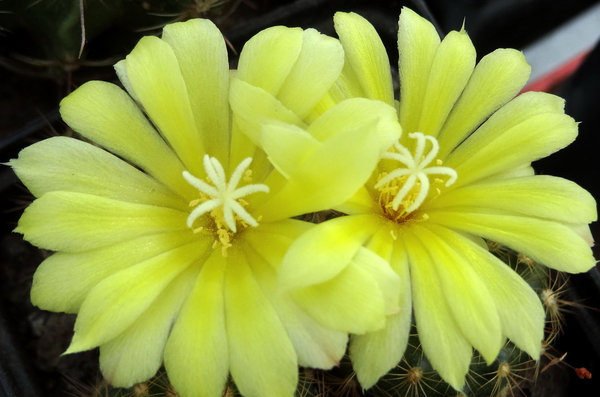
(375, 133), (457, 216)
(183, 155), (269, 255)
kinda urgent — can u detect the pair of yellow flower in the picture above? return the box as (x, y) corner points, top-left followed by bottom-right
(10, 7), (596, 397)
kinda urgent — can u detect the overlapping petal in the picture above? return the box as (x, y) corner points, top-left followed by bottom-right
(162, 19), (231, 163)
(59, 81), (194, 198)
(65, 241), (206, 353)
(99, 262), (202, 387)
(350, 236), (412, 388)
(163, 252), (229, 397)
(437, 48), (531, 157)
(333, 12), (395, 106)
(225, 250), (298, 397)
(403, 231), (472, 390)
(9, 137), (187, 210)
(16, 192), (189, 252)
(30, 232), (197, 313)
(428, 208), (596, 272)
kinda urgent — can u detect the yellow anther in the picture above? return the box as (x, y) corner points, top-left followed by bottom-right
(243, 169), (253, 183)
(435, 159), (443, 166)
(390, 230), (397, 240)
(189, 199), (201, 207)
(192, 226), (204, 234)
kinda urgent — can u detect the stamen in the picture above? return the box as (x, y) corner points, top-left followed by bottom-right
(376, 133), (457, 213)
(183, 155), (270, 233)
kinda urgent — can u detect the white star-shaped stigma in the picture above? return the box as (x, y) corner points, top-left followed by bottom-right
(183, 155), (269, 233)
(375, 132), (457, 213)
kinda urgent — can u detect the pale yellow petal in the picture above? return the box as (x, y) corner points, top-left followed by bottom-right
(277, 28), (345, 119)
(427, 175), (597, 224)
(162, 19), (230, 163)
(291, 259), (387, 334)
(65, 241), (207, 353)
(428, 208), (596, 273)
(125, 36), (205, 175)
(16, 192), (188, 252)
(353, 247), (401, 314)
(59, 81), (193, 198)
(334, 12), (395, 106)
(415, 29), (476, 138)
(225, 250), (297, 397)
(236, 26), (303, 95)
(99, 262), (201, 387)
(164, 251), (229, 397)
(260, 120), (320, 179)
(446, 92), (576, 187)
(279, 214), (382, 291)
(404, 230), (472, 390)
(397, 7), (441, 135)
(437, 49), (531, 157)
(230, 77), (306, 146)
(334, 186), (380, 215)
(306, 98), (402, 153)
(350, 238), (412, 389)
(30, 232), (197, 313)
(256, 115), (382, 221)
(414, 224), (502, 363)
(9, 137), (186, 210)
(243, 243), (347, 369)
(428, 224), (544, 359)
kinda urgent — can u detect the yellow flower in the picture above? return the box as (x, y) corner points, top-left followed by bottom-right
(279, 7), (598, 391)
(9, 19), (402, 397)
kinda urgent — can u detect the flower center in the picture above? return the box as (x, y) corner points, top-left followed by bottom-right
(183, 155), (269, 256)
(375, 132), (457, 221)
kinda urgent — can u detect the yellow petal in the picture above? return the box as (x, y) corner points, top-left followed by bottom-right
(353, 247), (401, 315)
(350, 239), (412, 389)
(334, 186), (380, 215)
(403, 230), (472, 390)
(225, 250), (297, 397)
(260, 119), (320, 179)
(437, 49), (531, 158)
(243, 219), (312, 270)
(428, 224), (544, 359)
(334, 12), (395, 106)
(291, 259), (387, 334)
(397, 7), (441, 135)
(415, 28), (476, 137)
(446, 92), (577, 187)
(162, 19), (230, 163)
(99, 262), (201, 387)
(9, 137), (186, 210)
(30, 231), (197, 313)
(16, 192), (188, 252)
(230, 77), (306, 146)
(125, 36), (205, 175)
(236, 26), (303, 95)
(59, 81), (193, 198)
(428, 208), (596, 273)
(164, 251), (229, 397)
(277, 28), (345, 119)
(414, 224), (503, 364)
(306, 98), (402, 153)
(257, 112), (383, 221)
(279, 214), (381, 291)
(65, 241), (206, 353)
(243, 243), (348, 369)
(427, 175), (597, 224)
